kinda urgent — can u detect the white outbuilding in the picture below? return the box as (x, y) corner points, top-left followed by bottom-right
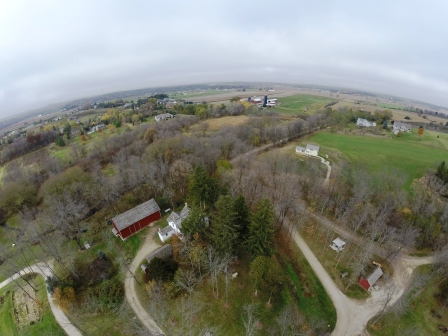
(330, 238), (346, 252)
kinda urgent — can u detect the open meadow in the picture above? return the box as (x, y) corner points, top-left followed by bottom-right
(273, 94), (335, 115)
(298, 130), (448, 189)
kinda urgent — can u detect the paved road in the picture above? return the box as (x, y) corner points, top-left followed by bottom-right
(124, 225), (165, 335)
(0, 262), (82, 336)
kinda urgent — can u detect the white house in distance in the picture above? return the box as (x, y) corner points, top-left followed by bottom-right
(157, 203), (190, 242)
(393, 121), (411, 134)
(155, 113), (174, 122)
(356, 118), (376, 127)
(305, 144), (320, 157)
(295, 146), (306, 154)
(296, 144), (320, 157)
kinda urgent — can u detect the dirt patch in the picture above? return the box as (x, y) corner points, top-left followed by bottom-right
(13, 283), (40, 328)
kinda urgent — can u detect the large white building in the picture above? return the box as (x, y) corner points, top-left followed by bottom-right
(356, 118), (376, 127)
(393, 121), (411, 134)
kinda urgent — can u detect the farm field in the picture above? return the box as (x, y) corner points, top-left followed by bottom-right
(300, 131), (448, 189)
(273, 94), (335, 115)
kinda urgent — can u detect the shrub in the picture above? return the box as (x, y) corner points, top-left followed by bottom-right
(147, 257), (179, 282)
(98, 250), (106, 260)
(46, 276), (59, 295)
(85, 277), (124, 313)
(53, 286), (76, 311)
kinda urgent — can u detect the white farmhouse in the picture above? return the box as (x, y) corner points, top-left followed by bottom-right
(393, 121), (411, 134)
(167, 203), (190, 234)
(155, 113), (174, 122)
(356, 118), (376, 127)
(295, 146), (306, 154)
(305, 144), (320, 157)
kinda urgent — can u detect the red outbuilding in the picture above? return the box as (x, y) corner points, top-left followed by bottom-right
(111, 199), (161, 240)
(359, 266), (383, 291)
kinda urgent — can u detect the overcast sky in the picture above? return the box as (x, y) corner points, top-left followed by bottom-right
(1, 0), (448, 117)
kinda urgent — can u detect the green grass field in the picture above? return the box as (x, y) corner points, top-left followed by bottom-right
(301, 131), (448, 189)
(274, 94), (335, 115)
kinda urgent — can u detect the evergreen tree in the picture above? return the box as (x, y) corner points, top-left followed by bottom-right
(55, 136), (65, 147)
(180, 206), (208, 239)
(210, 195), (239, 255)
(233, 194), (250, 240)
(188, 166), (219, 209)
(246, 198), (275, 257)
(436, 161), (448, 183)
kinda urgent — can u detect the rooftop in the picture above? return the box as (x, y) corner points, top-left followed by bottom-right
(112, 199), (160, 231)
(306, 144), (320, 151)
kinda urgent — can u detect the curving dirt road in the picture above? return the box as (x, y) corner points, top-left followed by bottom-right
(124, 225), (165, 335)
(290, 222), (434, 336)
(0, 262), (82, 336)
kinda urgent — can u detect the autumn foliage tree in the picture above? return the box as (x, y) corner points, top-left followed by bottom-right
(53, 286), (76, 311)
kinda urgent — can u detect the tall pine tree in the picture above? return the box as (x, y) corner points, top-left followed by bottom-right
(233, 194), (250, 241)
(180, 206), (208, 239)
(246, 198), (275, 257)
(211, 195), (240, 255)
(188, 166), (219, 209)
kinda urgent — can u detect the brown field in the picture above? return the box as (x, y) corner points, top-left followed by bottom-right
(195, 115), (250, 131)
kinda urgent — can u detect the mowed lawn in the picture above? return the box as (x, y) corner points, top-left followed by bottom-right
(274, 94), (335, 115)
(303, 131), (448, 188)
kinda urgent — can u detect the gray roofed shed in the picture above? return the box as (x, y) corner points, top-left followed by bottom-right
(367, 266), (383, 287)
(112, 199), (160, 231)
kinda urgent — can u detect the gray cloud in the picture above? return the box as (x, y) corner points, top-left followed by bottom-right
(1, 0), (448, 117)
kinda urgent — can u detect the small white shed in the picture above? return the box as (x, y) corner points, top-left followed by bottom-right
(330, 238), (346, 252)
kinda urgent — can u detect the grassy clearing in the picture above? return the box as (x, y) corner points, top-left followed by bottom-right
(302, 131), (448, 189)
(49, 123), (133, 164)
(369, 265), (448, 335)
(283, 238), (337, 328)
(0, 164), (7, 186)
(0, 275), (65, 336)
(193, 115), (250, 132)
(274, 94), (335, 115)
(0, 288), (17, 335)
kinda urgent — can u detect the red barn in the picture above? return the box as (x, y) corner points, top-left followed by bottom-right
(111, 199), (161, 240)
(359, 266), (383, 291)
